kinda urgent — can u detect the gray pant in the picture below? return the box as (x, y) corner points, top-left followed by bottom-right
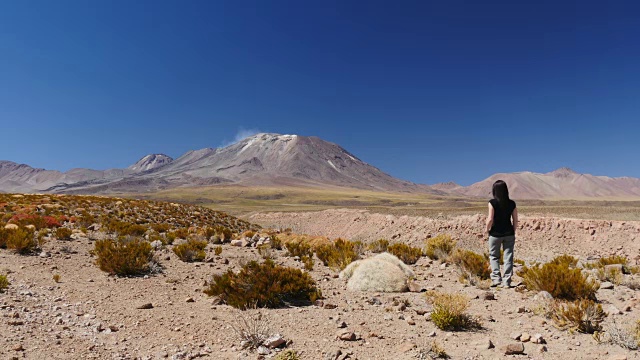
(488, 235), (515, 286)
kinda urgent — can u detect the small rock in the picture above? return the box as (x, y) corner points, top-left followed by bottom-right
(324, 303), (338, 310)
(13, 344), (24, 352)
(136, 303), (153, 309)
(337, 321), (347, 329)
(511, 332), (522, 341)
(520, 333), (531, 342)
(534, 291), (553, 301)
(475, 338), (494, 350)
(185, 297), (195, 303)
(428, 331), (436, 337)
(257, 346), (270, 355)
(503, 343), (525, 355)
(600, 282), (615, 290)
(338, 331), (357, 341)
(517, 306), (526, 313)
(483, 292), (496, 301)
(264, 334), (287, 349)
(406, 316), (416, 326)
(539, 345), (548, 353)
(440, 263), (448, 269)
(532, 333), (546, 344)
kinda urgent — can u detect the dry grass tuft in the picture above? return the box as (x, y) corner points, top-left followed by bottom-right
(315, 238), (360, 270)
(424, 234), (456, 261)
(173, 239), (207, 262)
(518, 257), (599, 301)
(387, 243), (423, 265)
(204, 259), (321, 309)
(94, 237), (155, 276)
(449, 249), (491, 285)
(550, 299), (606, 334)
(425, 291), (481, 331)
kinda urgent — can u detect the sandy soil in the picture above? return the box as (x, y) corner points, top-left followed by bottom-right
(1, 229), (639, 360)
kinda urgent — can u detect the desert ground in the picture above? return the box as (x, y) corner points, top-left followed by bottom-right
(1, 192), (640, 360)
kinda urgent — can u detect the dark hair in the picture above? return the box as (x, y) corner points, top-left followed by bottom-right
(492, 180), (510, 207)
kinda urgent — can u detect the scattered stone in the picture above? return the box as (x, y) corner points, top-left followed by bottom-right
(185, 297), (195, 303)
(600, 282), (615, 290)
(428, 331), (436, 337)
(534, 291), (553, 301)
(532, 333), (546, 344)
(257, 346), (270, 355)
(264, 334), (286, 348)
(324, 303), (338, 309)
(406, 316), (416, 325)
(475, 338), (494, 350)
(338, 331), (357, 341)
(136, 303), (153, 309)
(511, 332), (522, 341)
(13, 344), (24, 352)
(483, 291), (496, 301)
(520, 333), (531, 342)
(503, 343), (525, 355)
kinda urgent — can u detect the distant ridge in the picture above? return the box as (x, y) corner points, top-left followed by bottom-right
(435, 168), (640, 199)
(0, 133), (437, 195)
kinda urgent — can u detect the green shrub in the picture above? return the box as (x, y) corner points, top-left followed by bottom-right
(55, 227), (73, 240)
(315, 238), (360, 270)
(425, 291), (481, 331)
(173, 239), (207, 262)
(425, 234), (456, 260)
(204, 259), (321, 309)
(368, 239), (389, 253)
(387, 243), (423, 265)
(94, 237), (154, 276)
(450, 249), (491, 282)
(214, 245), (223, 256)
(551, 299), (606, 334)
(0, 274), (9, 293)
(6, 228), (37, 254)
(518, 261), (599, 301)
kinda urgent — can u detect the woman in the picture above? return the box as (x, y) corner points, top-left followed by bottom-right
(485, 180), (518, 288)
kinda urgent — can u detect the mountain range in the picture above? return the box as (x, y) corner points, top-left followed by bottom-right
(1, 133), (639, 199)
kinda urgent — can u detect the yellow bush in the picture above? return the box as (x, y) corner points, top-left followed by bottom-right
(596, 267), (624, 285)
(285, 241), (313, 258)
(315, 238), (360, 270)
(425, 291), (481, 331)
(173, 239), (207, 262)
(551, 299), (606, 333)
(274, 350), (300, 360)
(387, 243), (423, 265)
(55, 227), (73, 240)
(425, 234), (456, 260)
(550, 254), (578, 268)
(0, 274), (9, 293)
(635, 320), (640, 347)
(94, 237), (154, 276)
(368, 239), (389, 253)
(518, 260), (599, 301)
(450, 249), (491, 283)
(598, 255), (628, 266)
(204, 259), (321, 309)
(214, 245), (223, 256)
(6, 227), (37, 254)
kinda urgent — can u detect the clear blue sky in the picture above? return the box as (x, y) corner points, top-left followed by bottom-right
(1, 1), (639, 185)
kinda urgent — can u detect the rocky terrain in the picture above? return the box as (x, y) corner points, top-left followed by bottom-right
(1, 194), (640, 360)
(250, 209), (640, 262)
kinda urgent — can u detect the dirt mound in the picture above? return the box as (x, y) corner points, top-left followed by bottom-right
(250, 209), (640, 261)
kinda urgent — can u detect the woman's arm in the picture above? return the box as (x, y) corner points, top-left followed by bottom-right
(512, 207), (519, 235)
(486, 202), (494, 234)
